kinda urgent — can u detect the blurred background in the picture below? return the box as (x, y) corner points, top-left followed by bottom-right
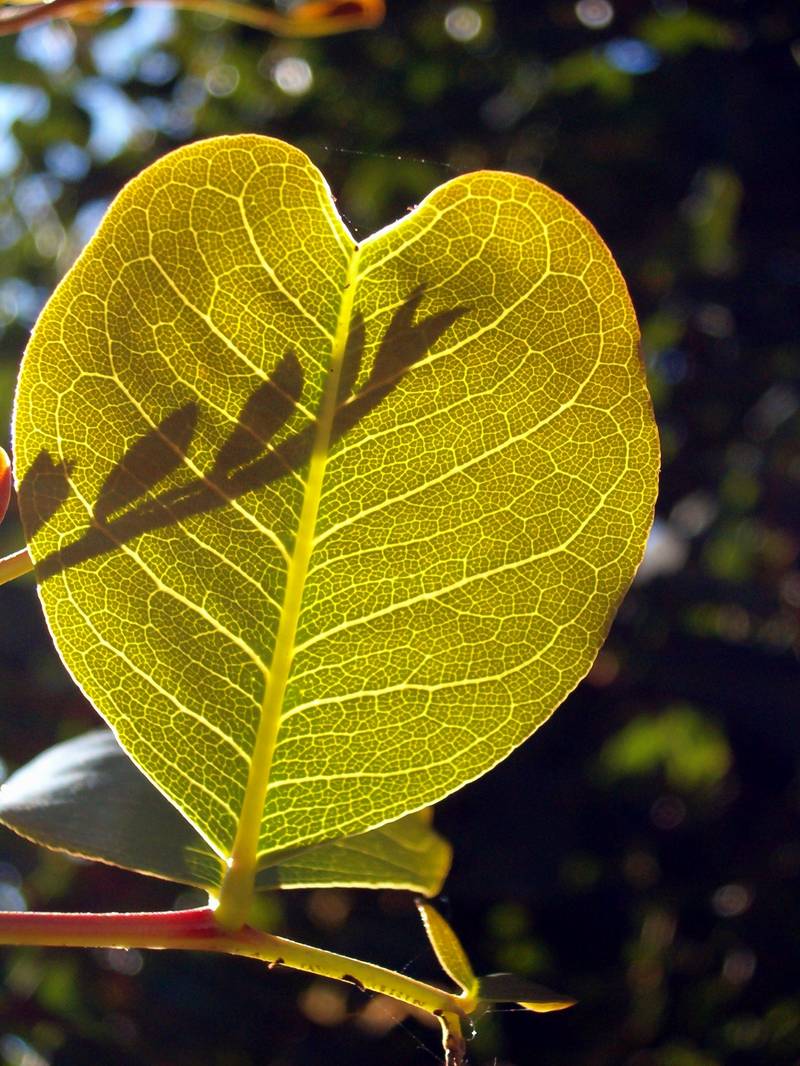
(0, 1), (799, 1063)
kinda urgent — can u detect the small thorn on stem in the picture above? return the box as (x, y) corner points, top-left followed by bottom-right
(267, 956), (285, 970)
(342, 973), (366, 993)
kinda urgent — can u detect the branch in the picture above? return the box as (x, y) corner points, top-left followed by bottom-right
(0, 0), (385, 37)
(0, 906), (473, 1061)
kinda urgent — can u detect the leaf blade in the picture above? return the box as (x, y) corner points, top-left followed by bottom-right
(267, 166), (660, 852)
(13, 136), (659, 879)
(256, 809), (451, 894)
(0, 729), (223, 891)
(15, 135), (355, 863)
(417, 901), (477, 996)
(477, 973), (577, 1013)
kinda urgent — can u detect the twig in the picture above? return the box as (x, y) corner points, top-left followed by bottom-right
(0, 547), (33, 586)
(0, 905), (475, 1044)
(0, 0), (385, 37)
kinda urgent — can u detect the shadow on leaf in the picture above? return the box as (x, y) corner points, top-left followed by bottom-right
(19, 287), (466, 581)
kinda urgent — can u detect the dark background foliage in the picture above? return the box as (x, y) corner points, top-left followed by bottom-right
(1, 1), (799, 1064)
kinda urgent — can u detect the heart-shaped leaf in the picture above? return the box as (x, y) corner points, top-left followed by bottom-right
(13, 135), (658, 903)
(0, 730), (451, 895)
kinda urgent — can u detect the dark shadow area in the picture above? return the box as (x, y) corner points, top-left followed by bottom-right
(18, 287), (466, 581)
(18, 451), (75, 539)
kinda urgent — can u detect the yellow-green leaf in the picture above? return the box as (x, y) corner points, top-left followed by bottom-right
(256, 807), (450, 894)
(13, 135), (658, 895)
(417, 901), (477, 996)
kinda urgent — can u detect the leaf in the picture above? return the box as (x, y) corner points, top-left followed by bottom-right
(0, 730), (223, 891)
(0, 730), (451, 896)
(13, 135), (659, 893)
(417, 901), (477, 996)
(477, 973), (576, 1013)
(255, 806), (451, 894)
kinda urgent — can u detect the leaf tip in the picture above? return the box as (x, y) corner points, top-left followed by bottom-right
(517, 995), (577, 1014)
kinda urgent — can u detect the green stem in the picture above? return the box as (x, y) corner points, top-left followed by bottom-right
(0, 0), (383, 37)
(0, 547), (33, 586)
(438, 1011), (467, 1066)
(0, 906), (474, 1023)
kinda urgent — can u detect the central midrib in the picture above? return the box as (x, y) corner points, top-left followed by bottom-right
(217, 244), (362, 922)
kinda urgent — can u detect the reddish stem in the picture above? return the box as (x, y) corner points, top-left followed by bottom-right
(0, 904), (471, 1061)
(0, 906), (219, 948)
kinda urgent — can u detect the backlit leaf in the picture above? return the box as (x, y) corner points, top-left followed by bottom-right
(255, 806), (450, 893)
(13, 135), (659, 893)
(0, 730), (451, 895)
(417, 901), (477, 995)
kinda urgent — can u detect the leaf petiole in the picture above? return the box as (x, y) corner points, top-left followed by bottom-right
(0, 547), (33, 586)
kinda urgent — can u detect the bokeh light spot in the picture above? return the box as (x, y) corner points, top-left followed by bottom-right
(300, 981), (348, 1026)
(272, 57), (313, 96)
(139, 51), (179, 86)
(575, 0), (614, 30)
(604, 37), (660, 74)
(712, 882), (753, 918)
(444, 5), (482, 43)
(205, 64), (240, 98)
(44, 142), (90, 183)
(722, 948), (757, 986)
(650, 795), (687, 830)
(16, 23), (76, 75)
(0, 1035), (48, 1066)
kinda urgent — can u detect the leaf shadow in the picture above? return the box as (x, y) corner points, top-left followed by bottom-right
(19, 287), (466, 581)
